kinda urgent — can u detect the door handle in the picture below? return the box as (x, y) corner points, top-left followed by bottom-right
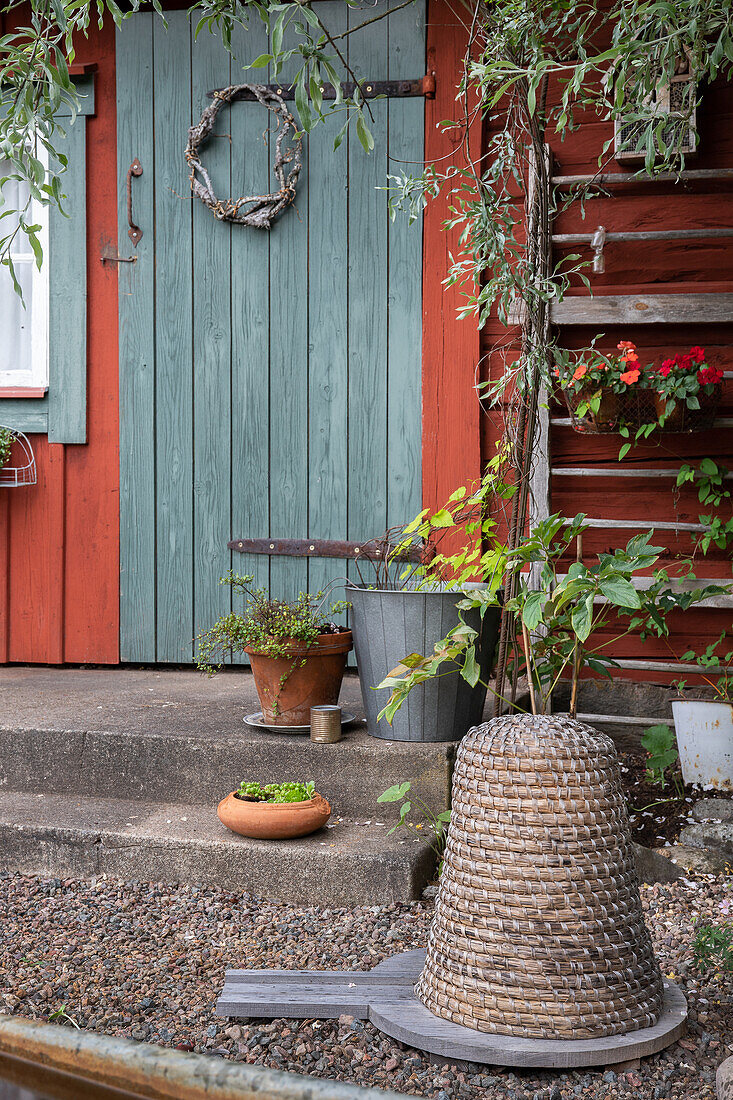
(127, 158), (143, 245)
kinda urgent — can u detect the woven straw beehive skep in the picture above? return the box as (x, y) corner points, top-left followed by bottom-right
(416, 714), (664, 1040)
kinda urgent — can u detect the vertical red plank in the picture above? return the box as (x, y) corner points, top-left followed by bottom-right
(7, 437), (65, 663)
(422, 0), (482, 511)
(0, 493), (9, 662)
(1, 16), (119, 666)
(63, 18), (120, 664)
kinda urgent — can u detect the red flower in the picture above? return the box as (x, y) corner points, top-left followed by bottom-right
(573, 363), (588, 382)
(697, 366), (723, 386)
(689, 346), (706, 363)
(617, 340), (636, 351)
(621, 350), (639, 364)
(659, 360), (674, 378)
(620, 368), (640, 385)
(677, 353), (694, 372)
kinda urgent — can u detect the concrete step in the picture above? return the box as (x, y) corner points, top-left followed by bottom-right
(0, 790), (435, 906)
(0, 668), (454, 820)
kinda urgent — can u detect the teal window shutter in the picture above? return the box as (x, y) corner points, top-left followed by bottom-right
(48, 73), (94, 443)
(0, 73), (93, 440)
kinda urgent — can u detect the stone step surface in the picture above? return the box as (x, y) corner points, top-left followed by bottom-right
(0, 789), (435, 907)
(0, 667), (454, 820)
(679, 822), (733, 860)
(691, 798), (733, 824)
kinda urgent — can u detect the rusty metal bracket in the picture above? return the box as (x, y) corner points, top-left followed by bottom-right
(127, 158), (143, 246)
(101, 244), (137, 264)
(208, 74), (435, 103)
(228, 537), (433, 564)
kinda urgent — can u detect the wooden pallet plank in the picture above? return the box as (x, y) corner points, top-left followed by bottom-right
(550, 292), (733, 325)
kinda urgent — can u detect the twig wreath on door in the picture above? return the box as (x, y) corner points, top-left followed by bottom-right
(185, 83), (303, 230)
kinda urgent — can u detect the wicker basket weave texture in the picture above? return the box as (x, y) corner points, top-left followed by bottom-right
(416, 714), (664, 1040)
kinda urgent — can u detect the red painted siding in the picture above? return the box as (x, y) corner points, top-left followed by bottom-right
(422, 0), (482, 513)
(482, 75), (733, 681)
(1, 19), (119, 665)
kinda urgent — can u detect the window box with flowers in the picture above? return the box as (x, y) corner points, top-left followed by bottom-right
(555, 340), (645, 433)
(556, 341), (723, 443)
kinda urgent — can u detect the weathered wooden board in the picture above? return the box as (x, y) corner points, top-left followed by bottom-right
(550, 293), (733, 325)
(154, 11), (195, 662)
(217, 949), (688, 1069)
(117, 13), (156, 662)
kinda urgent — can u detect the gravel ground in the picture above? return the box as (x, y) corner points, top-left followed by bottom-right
(0, 871), (731, 1099)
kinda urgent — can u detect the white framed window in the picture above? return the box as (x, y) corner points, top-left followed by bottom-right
(0, 152), (49, 391)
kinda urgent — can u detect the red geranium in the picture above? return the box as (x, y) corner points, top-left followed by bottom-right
(690, 346), (706, 363)
(697, 365), (723, 386)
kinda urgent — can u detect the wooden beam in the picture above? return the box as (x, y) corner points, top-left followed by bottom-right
(561, 516), (706, 532)
(553, 466), (733, 479)
(552, 168), (733, 186)
(552, 417), (733, 429)
(550, 292), (733, 326)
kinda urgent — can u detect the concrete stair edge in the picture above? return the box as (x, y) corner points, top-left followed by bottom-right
(0, 789), (436, 907)
(0, 724), (454, 821)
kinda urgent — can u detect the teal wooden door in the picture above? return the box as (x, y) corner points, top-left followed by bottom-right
(117, 4), (424, 662)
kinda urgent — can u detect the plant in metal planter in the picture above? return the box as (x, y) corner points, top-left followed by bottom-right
(671, 632), (733, 790)
(348, 471), (510, 743)
(196, 573), (350, 726)
(0, 427), (12, 469)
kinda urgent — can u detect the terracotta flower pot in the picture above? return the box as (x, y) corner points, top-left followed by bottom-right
(217, 792), (331, 839)
(564, 386), (619, 432)
(654, 389), (720, 433)
(244, 630), (353, 725)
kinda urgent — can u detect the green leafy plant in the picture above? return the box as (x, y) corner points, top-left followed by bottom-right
(48, 1004), (81, 1029)
(378, 468), (729, 721)
(692, 922), (733, 974)
(377, 781), (452, 867)
(677, 631), (733, 703)
(640, 724), (681, 795)
(235, 780), (316, 803)
(196, 573), (348, 675)
(0, 427), (13, 469)
(677, 460), (733, 555)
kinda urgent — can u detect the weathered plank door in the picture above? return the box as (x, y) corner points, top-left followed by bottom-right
(116, 3), (425, 661)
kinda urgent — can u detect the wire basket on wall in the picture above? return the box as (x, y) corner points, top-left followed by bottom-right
(0, 429), (37, 487)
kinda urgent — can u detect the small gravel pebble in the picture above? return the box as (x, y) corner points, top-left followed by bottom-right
(0, 871), (730, 1098)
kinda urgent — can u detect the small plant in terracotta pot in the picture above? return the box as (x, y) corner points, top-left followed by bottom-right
(196, 573), (351, 725)
(218, 779), (331, 839)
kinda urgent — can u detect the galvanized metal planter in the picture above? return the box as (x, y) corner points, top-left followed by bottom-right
(348, 585), (500, 742)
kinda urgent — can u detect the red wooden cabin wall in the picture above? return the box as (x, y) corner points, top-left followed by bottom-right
(481, 75), (733, 681)
(0, 20), (119, 665)
(422, 0), (482, 513)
